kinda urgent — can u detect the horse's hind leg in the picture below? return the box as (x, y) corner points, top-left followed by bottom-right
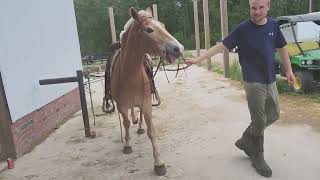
(137, 109), (145, 135)
(131, 107), (138, 125)
(118, 107), (133, 154)
(144, 107), (166, 176)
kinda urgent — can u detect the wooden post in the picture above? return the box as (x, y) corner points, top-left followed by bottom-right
(0, 72), (16, 160)
(203, 0), (211, 70)
(39, 71), (91, 138)
(309, 0), (313, 13)
(76, 71), (91, 138)
(220, 0), (229, 78)
(152, 4), (158, 21)
(108, 7), (117, 43)
(193, 0), (201, 62)
(152, 4), (161, 64)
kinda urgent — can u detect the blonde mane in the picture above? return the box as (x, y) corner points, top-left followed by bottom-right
(119, 10), (152, 41)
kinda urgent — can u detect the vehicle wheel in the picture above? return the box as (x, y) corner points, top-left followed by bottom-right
(292, 71), (314, 93)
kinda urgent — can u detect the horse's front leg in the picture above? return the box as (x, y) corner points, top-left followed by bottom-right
(118, 107), (133, 154)
(131, 107), (138, 125)
(143, 106), (166, 176)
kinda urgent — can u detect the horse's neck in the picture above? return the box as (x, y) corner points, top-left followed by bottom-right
(120, 37), (145, 73)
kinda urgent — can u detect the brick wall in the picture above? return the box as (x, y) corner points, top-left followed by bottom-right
(11, 88), (81, 157)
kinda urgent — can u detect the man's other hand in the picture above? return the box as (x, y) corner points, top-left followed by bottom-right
(286, 71), (295, 85)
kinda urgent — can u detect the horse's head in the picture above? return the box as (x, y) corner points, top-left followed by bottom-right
(126, 7), (184, 63)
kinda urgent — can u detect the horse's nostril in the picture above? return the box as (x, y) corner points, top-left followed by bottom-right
(173, 47), (180, 53)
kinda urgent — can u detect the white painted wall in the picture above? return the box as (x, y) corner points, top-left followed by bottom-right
(0, 0), (82, 121)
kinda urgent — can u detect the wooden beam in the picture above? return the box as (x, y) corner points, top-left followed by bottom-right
(39, 71), (91, 138)
(108, 7), (117, 43)
(203, 0), (212, 70)
(193, 0), (201, 61)
(220, 0), (229, 78)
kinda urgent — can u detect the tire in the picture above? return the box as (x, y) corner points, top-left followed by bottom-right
(292, 71), (314, 93)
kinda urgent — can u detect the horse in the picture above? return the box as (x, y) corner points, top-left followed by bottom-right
(108, 7), (183, 176)
(104, 41), (161, 134)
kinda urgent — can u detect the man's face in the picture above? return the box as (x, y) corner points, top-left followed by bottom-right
(249, 0), (270, 24)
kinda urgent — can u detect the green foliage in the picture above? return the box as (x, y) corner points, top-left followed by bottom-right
(74, 0), (319, 55)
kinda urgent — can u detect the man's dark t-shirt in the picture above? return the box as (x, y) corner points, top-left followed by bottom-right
(222, 17), (287, 84)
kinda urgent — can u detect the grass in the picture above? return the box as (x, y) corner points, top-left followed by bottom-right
(182, 51), (193, 59)
(229, 59), (243, 81)
(211, 64), (224, 75)
(276, 78), (320, 103)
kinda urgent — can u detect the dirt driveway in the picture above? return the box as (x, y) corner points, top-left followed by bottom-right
(1, 66), (320, 180)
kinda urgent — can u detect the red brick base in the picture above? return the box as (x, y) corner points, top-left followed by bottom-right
(11, 88), (81, 157)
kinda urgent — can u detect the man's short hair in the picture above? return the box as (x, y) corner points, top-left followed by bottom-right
(249, 0), (270, 4)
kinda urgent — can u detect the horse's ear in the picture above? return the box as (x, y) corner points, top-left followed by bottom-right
(130, 7), (139, 20)
(145, 7), (153, 17)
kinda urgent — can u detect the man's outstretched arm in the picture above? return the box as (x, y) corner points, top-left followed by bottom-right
(185, 42), (228, 65)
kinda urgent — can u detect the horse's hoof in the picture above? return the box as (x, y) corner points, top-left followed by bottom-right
(154, 164), (167, 176)
(123, 146), (133, 154)
(137, 128), (145, 135)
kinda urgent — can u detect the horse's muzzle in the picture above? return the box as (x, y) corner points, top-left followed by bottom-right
(163, 43), (183, 63)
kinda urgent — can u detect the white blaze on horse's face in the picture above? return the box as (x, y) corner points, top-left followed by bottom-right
(130, 8), (184, 63)
(145, 20), (184, 62)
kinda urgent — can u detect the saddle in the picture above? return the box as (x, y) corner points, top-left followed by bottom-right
(103, 42), (160, 113)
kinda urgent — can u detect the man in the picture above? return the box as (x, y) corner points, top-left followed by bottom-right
(185, 0), (295, 177)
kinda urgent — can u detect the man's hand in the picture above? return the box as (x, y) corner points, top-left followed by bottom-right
(184, 58), (198, 65)
(286, 71), (295, 85)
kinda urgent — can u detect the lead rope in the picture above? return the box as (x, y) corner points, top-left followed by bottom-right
(140, 61), (145, 135)
(117, 53), (124, 144)
(162, 60), (170, 84)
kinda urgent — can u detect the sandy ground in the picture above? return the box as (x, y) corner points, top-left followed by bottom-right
(1, 65), (320, 180)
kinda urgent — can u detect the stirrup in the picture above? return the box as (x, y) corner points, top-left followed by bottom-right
(102, 96), (115, 113)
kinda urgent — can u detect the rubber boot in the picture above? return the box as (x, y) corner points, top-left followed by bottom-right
(251, 135), (272, 177)
(235, 127), (255, 157)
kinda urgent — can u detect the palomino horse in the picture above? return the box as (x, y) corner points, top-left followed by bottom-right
(109, 7), (183, 176)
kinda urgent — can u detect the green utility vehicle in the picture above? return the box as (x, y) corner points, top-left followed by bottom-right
(275, 12), (320, 93)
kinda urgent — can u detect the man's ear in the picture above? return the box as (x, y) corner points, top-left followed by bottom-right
(145, 7), (153, 17)
(130, 7), (139, 20)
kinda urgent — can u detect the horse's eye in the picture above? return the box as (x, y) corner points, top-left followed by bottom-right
(145, 28), (154, 33)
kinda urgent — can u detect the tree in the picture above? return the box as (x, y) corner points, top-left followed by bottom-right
(74, 0), (314, 54)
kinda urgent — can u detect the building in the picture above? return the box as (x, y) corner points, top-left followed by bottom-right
(0, 0), (82, 159)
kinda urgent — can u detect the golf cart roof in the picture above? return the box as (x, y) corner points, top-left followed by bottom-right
(276, 12), (320, 25)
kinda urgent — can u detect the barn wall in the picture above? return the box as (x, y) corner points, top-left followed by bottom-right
(11, 88), (80, 157)
(0, 0), (82, 122)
